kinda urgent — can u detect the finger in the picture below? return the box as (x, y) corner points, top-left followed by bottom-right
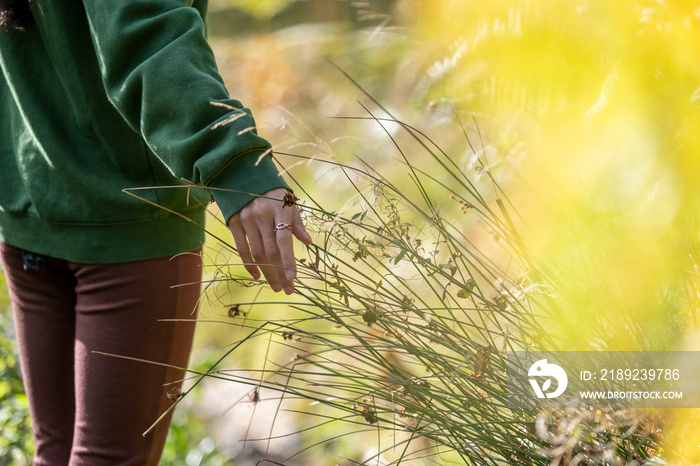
(228, 215), (260, 280)
(275, 219), (297, 283)
(291, 206), (313, 245)
(240, 211), (284, 293)
(261, 218), (295, 294)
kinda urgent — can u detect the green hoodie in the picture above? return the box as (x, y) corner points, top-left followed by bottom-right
(0, 0), (289, 263)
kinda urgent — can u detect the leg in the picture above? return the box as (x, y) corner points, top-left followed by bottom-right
(69, 252), (201, 466)
(0, 243), (77, 466)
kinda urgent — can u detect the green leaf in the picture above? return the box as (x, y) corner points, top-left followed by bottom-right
(394, 248), (408, 264)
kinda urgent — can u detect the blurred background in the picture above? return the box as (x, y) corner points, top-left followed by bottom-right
(3, 0), (700, 464)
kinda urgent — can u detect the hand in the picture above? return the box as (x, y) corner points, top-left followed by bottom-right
(228, 188), (313, 295)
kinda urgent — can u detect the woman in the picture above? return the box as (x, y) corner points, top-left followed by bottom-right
(0, 0), (312, 464)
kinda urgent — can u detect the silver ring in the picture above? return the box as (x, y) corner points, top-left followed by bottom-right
(274, 222), (293, 233)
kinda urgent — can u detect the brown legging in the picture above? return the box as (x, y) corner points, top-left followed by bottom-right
(1, 243), (201, 465)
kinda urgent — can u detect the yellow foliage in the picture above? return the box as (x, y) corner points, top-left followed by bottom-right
(412, 1), (700, 460)
(412, 0), (700, 347)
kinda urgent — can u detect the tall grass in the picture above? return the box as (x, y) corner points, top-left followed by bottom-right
(168, 77), (665, 464)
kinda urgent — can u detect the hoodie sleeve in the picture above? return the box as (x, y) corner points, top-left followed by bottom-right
(80, 0), (289, 222)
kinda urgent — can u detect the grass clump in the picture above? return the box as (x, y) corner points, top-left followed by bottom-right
(189, 86), (665, 464)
